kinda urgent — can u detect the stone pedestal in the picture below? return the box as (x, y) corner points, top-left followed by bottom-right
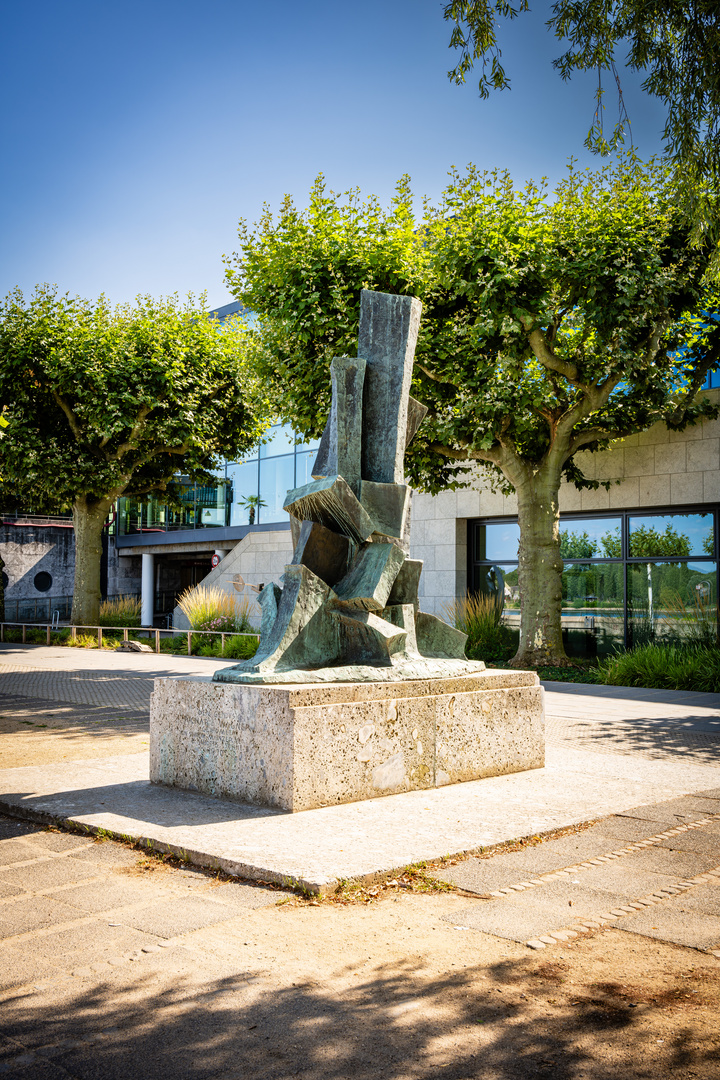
(150, 671), (545, 812)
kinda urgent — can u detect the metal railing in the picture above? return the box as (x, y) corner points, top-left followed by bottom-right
(1, 593), (181, 624)
(2, 597), (73, 623)
(0, 622), (259, 656)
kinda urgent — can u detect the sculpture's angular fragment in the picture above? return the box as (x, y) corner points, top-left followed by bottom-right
(284, 475), (376, 544)
(359, 292), (421, 484)
(387, 559), (423, 607)
(311, 418), (333, 479)
(330, 356), (365, 495)
(257, 582), (282, 639)
(335, 609), (407, 665)
(406, 396), (429, 448)
(414, 611), (468, 660)
(214, 288), (487, 684)
(382, 603), (419, 653)
(291, 520), (351, 587)
(361, 481), (410, 542)
(214, 564), (338, 679)
(331, 542), (404, 612)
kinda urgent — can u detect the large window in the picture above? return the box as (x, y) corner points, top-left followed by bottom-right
(118, 425), (321, 536)
(469, 510), (718, 657)
(226, 424), (321, 527)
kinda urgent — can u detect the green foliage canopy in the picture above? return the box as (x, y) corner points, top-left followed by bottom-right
(0, 286), (267, 623)
(0, 287), (265, 511)
(225, 157), (718, 665)
(443, 0), (720, 240)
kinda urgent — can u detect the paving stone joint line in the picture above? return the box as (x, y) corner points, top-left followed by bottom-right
(464, 814), (719, 902)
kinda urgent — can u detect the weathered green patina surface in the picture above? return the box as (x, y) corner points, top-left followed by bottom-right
(214, 290), (486, 685)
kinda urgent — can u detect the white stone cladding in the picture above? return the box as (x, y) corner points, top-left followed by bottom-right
(171, 528), (293, 628)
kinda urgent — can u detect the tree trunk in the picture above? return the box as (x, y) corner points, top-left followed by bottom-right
(71, 497), (113, 626)
(510, 467), (569, 668)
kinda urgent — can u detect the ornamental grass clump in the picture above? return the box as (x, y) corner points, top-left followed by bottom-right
(99, 595), (141, 627)
(443, 593), (514, 662)
(176, 585), (253, 633)
(599, 642), (720, 693)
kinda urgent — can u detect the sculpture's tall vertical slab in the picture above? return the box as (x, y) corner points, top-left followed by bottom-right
(359, 293), (422, 484)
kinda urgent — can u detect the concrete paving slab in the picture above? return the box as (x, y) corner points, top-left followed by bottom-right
(0, 895), (81, 938)
(658, 832), (720, 857)
(697, 787), (720, 799)
(1, 737), (719, 893)
(0, 839), (40, 865)
(539, 829), (633, 859)
(673, 882), (720, 916)
(205, 881), (282, 910)
(25, 831), (94, 854)
(615, 905), (720, 950)
(121, 896), (246, 938)
(0, 820), (36, 841)
(18, 920), (159, 969)
(618, 797), (720, 821)
(70, 843), (147, 868)
(445, 880), (635, 942)
(620, 846), (718, 879)
(0, 943), (60, 991)
(436, 849), (573, 893)
(56, 878), (178, 915)
(505, 876), (640, 913)
(0, 879), (24, 899)
(0, 857), (101, 892)
(568, 863), (683, 897)
(581, 815), (679, 841)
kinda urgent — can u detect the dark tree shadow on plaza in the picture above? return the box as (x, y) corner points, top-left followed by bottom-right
(0, 955), (718, 1080)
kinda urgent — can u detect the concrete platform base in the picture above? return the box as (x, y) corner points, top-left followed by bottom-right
(149, 670), (545, 811)
(1, 742), (718, 894)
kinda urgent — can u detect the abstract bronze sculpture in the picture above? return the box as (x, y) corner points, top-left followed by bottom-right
(214, 290), (486, 685)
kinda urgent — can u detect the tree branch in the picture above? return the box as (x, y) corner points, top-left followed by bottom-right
(415, 362), (460, 389)
(105, 405), (152, 460)
(52, 391), (84, 443)
(521, 319), (580, 383)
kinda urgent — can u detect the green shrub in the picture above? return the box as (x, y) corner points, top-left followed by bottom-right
(176, 585), (253, 632)
(443, 594), (515, 663)
(599, 642), (720, 693)
(220, 634), (259, 660)
(99, 595), (141, 627)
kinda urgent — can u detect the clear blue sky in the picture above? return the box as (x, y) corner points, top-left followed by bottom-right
(1, 0), (667, 308)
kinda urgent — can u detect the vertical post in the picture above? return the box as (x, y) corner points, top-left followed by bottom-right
(123, 627), (128, 641)
(155, 629), (160, 653)
(46, 624), (51, 645)
(221, 632), (226, 655)
(187, 630), (192, 656)
(71, 626), (76, 641)
(1, 623), (4, 643)
(98, 627), (103, 649)
(22, 624), (26, 644)
(141, 553), (155, 628)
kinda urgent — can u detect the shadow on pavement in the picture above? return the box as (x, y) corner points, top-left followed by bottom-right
(0, 956), (717, 1080)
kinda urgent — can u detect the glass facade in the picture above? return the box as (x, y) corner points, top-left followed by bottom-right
(118, 424), (320, 536)
(469, 510), (718, 657)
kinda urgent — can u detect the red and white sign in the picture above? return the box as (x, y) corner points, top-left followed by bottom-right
(211, 553), (220, 568)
